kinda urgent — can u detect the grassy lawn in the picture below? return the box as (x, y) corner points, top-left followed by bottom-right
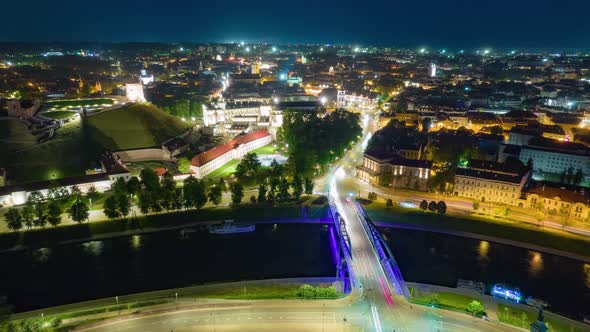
(46, 98), (114, 108)
(205, 159), (240, 179)
(0, 118), (36, 143)
(1, 120), (103, 184)
(364, 201), (590, 258)
(497, 304), (585, 332)
(41, 110), (77, 120)
(86, 104), (188, 150)
(251, 144), (279, 155)
(190, 284), (341, 300)
(409, 288), (478, 313)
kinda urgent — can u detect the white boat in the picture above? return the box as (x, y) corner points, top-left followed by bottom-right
(209, 220), (255, 234)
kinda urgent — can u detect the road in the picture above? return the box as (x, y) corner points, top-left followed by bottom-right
(73, 112), (523, 332)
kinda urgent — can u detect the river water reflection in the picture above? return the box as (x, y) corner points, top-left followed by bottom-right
(0, 224), (336, 312)
(379, 227), (590, 319)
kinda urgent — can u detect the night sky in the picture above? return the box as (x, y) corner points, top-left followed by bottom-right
(4, 0), (590, 49)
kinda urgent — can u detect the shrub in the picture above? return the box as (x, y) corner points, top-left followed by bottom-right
(466, 300), (485, 317)
(428, 201), (438, 211)
(437, 201), (447, 214)
(419, 200), (428, 210)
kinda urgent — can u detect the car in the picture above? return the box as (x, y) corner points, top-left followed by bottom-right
(399, 200), (416, 208)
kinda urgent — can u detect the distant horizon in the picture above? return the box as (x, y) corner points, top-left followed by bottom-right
(2, 0), (589, 51)
(0, 40), (588, 54)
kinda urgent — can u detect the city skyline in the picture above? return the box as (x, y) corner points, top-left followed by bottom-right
(2, 0), (590, 49)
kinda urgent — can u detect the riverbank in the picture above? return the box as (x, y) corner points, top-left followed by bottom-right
(407, 282), (589, 332)
(376, 222), (590, 263)
(0, 205), (330, 253)
(4, 277), (343, 330)
(363, 202), (590, 261)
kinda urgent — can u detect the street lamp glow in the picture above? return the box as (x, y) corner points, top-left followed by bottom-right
(245, 47), (250, 52)
(272, 46), (277, 52)
(419, 48), (426, 54)
(483, 49), (490, 55)
(320, 96), (327, 105)
(191, 117), (196, 121)
(354, 47), (360, 52)
(240, 41), (245, 46)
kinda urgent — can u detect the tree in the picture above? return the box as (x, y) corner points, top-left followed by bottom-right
(269, 177), (280, 196)
(160, 172), (176, 211)
(161, 172), (176, 192)
(304, 177), (314, 196)
(292, 175), (303, 200)
(126, 176), (140, 197)
(270, 159), (283, 177)
(86, 185), (100, 204)
(70, 185), (82, 200)
(118, 194), (131, 218)
(177, 157), (191, 174)
(565, 167), (574, 184)
(236, 153), (261, 178)
(574, 168), (584, 185)
(472, 201), (480, 211)
(27, 191), (44, 205)
(171, 188), (184, 211)
(103, 196), (120, 220)
(140, 168), (161, 192)
(368, 192), (377, 201)
(419, 200), (428, 210)
(257, 183), (268, 203)
(559, 208), (571, 228)
(34, 203), (47, 228)
(68, 199), (89, 224)
(421, 117), (432, 133)
(560, 170), (566, 184)
(466, 300), (485, 317)
(437, 201), (447, 214)
(47, 200), (62, 227)
(113, 177), (128, 195)
(278, 178), (291, 201)
(428, 201), (438, 212)
(386, 199), (393, 208)
(208, 185), (223, 206)
(490, 126), (503, 135)
(137, 190), (153, 215)
(4, 208), (23, 231)
(21, 202), (35, 229)
(230, 182), (244, 205)
(183, 176), (207, 209)
(526, 158), (533, 170)
(218, 177), (227, 192)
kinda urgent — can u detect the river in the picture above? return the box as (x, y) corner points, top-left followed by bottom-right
(0, 223), (336, 312)
(379, 227), (590, 320)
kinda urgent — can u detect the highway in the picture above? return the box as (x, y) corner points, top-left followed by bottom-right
(72, 112), (523, 332)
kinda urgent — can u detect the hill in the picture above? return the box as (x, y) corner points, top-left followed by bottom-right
(86, 104), (188, 150)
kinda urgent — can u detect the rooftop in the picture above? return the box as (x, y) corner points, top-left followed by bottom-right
(191, 130), (271, 167)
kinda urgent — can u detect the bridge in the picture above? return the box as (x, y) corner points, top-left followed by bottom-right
(70, 113), (522, 332)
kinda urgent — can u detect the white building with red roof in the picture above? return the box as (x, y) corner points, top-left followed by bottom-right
(190, 130), (272, 178)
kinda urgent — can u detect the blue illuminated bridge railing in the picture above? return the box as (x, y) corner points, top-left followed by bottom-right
(328, 205), (354, 293)
(355, 202), (411, 298)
